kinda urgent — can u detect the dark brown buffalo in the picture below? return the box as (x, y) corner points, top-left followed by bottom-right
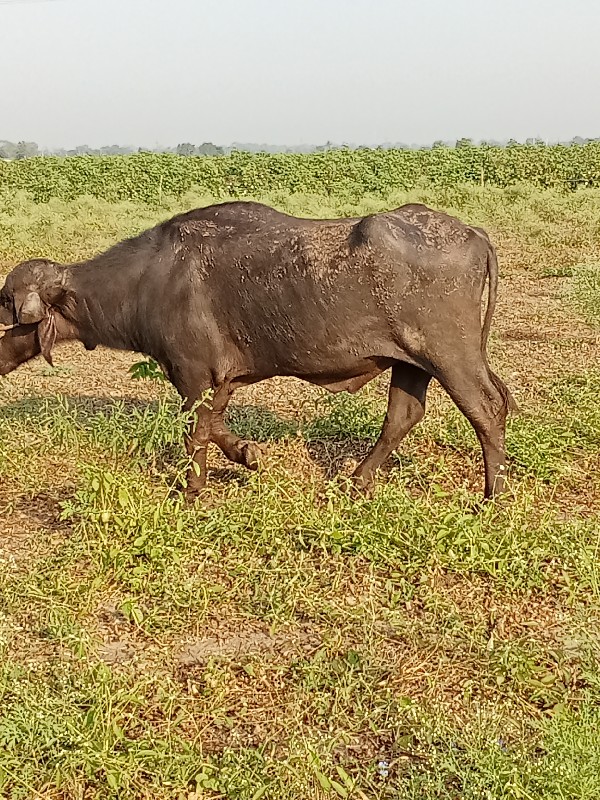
(0, 201), (514, 499)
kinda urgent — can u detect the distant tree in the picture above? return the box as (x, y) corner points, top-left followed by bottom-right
(455, 138), (474, 148)
(432, 140), (445, 149)
(14, 141), (38, 159)
(98, 144), (134, 155)
(0, 140), (17, 159)
(176, 142), (196, 156)
(506, 138), (519, 147)
(66, 145), (93, 156)
(196, 142), (224, 156)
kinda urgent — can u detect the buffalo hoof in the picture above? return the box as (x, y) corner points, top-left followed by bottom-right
(184, 486), (208, 504)
(350, 471), (376, 498)
(181, 475), (208, 503)
(168, 482), (204, 503)
(240, 441), (263, 471)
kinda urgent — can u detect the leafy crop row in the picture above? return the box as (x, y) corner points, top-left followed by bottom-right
(2, 143), (600, 204)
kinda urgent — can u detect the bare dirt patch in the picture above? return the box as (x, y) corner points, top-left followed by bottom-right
(178, 622), (323, 666)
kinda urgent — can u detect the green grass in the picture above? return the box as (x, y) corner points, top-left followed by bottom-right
(3, 182), (600, 271)
(569, 262), (600, 324)
(2, 378), (600, 797)
(2, 186), (600, 798)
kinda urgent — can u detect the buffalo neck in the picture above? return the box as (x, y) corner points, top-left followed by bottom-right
(65, 239), (154, 354)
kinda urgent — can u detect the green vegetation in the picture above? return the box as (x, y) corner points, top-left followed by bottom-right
(3, 181), (600, 272)
(2, 177), (600, 797)
(3, 142), (600, 205)
(569, 263), (600, 324)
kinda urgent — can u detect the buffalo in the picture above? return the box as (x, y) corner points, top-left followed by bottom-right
(0, 201), (514, 499)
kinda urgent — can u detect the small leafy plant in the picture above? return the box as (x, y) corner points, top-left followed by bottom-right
(129, 357), (167, 382)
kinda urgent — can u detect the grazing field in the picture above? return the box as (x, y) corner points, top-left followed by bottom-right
(2, 183), (600, 798)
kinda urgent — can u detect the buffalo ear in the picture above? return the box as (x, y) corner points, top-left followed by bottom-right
(15, 291), (46, 324)
(37, 314), (57, 366)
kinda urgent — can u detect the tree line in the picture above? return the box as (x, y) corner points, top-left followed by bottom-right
(1, 137), (599, 161)
(0, 140), (228, 159)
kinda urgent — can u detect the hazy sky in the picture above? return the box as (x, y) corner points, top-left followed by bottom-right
(1, 0), (599, 148)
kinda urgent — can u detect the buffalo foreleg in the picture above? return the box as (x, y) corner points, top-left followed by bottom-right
(352, 363), (431, 490)
(210, 385), (263, 470)
(183, 396), (212, 497)
(181, 382), (264, 498)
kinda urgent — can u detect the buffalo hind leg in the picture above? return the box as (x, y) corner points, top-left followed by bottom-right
(210, 385), (263, 471)
(352, 363), (431, 490)
(436, 363), (509, 499)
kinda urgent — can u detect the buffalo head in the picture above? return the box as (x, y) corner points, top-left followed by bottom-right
(0, 319), (40, 375)
(0, 259), (69, 371)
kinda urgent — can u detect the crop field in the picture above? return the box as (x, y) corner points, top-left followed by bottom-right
(4, 143), (600, 206)
(2, 163), (600, 798)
